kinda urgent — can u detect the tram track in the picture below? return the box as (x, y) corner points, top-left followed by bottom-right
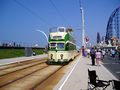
(0, 65), (62, 90)
(31, 66), (63, 90)
(0, 65), (49, 88)
(0, 56), (62, 89)
(0, 59), (47, 76)
(33, 54), (81, 90)
(0, 54), (81, 90)
(0, 58), (47, 71)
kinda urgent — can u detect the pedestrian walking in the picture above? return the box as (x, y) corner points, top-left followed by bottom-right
(102, 49), (106, 60)
(95, 49), (101, 66)
(118, 49), (120, 60)
(87, 48), (90, 58)
(106, 49), (108, 55)
(90, 48), (96, 66)
(111, 49), (115, 59)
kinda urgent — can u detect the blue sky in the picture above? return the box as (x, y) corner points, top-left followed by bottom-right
(0, 0), (120, 47)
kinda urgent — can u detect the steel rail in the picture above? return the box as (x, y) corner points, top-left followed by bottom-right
(0, 65), (49, 88)
(0, 58), (47, 71)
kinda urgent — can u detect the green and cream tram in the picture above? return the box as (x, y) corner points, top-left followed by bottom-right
(47, 27), (78, 64)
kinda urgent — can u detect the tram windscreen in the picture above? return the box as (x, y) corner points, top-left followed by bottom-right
(50, 43), (56, 49)
(57, 43), (64, 49)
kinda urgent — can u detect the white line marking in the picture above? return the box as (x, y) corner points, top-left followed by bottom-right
(58, 56), (81, 90)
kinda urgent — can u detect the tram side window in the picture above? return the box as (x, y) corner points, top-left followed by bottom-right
(57, 43), (64, 49)
(51, 43), (56, 49)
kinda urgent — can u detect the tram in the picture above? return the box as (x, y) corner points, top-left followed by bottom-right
(47, 27), (78, 65)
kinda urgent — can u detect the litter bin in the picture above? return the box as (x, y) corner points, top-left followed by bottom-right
(84, 51), (87, 56)
(25, 47), (32, 57)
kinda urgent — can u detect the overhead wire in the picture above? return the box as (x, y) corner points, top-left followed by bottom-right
(13, 0), (55, 27)
(49, 0), (71, 27)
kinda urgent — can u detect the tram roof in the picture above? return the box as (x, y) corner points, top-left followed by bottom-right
(49, 27), (74, 33)
(57, 27), (74, 32)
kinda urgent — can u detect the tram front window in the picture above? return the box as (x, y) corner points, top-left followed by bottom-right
(50, 43), (56, 49)
(57, 43), (64, 49)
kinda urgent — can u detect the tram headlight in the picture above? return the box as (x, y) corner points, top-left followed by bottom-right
(51, 54), (53, 59)
(60, 54), (63, 59)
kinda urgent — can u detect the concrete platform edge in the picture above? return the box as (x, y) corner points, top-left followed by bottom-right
(53, 55), (82, 90)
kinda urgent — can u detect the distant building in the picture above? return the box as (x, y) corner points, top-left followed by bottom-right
(105, 6), (120, 45)
(97, 32), (101, 44)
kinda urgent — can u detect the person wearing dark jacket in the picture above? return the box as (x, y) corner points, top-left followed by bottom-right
(90, 48), (96, 65)
(118, 49), (120, 60)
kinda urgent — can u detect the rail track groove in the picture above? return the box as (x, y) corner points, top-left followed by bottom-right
(0, 58), (47, 71)
(0, 65), (49, 88)
(31, 66), (63, 90)
(0, 59), (47, 76)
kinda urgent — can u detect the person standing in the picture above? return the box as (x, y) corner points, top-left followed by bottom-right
(90, 48), (96, 66)
(95, 50), (102, 66)
(111, 49), (115, 59)
(87, 48), (90, 58)
(117, 49), (120, 60)
(102, 49), (106, 60)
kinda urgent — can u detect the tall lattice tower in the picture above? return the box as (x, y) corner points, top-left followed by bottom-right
(105, 6), (120, 44)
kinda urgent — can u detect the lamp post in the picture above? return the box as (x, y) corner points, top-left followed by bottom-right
(36, 30), (48, 49)
(36, 30), (48, 43)
(80, 7), (85, 56)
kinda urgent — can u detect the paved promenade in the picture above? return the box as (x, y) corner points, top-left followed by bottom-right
(54, 56), (118, 90)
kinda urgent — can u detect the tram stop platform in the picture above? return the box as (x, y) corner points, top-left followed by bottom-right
(54, 55), (118, 90)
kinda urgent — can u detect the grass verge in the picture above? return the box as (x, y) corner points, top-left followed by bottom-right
(0, 49), (25, 59)
(0, 49), (47, 59)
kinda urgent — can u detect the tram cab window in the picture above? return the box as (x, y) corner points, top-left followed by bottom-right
(50, 43), (56, 49)
(51, 43), (56, 46)
(57, 43), (64, 49)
